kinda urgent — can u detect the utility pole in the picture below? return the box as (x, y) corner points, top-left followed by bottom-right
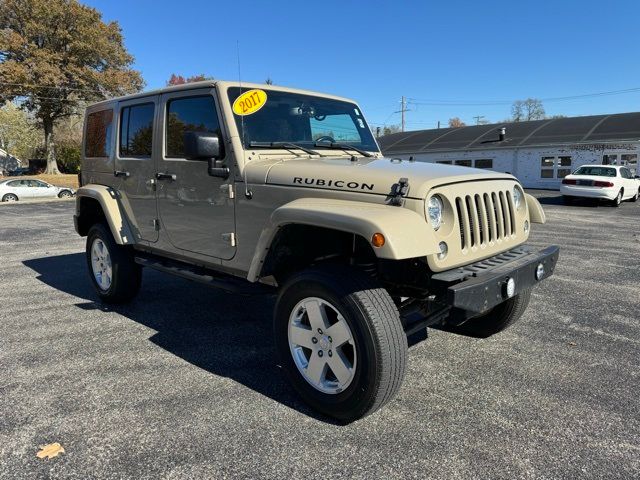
(473, 115), (486, 125)
(394, 97), (410, 132)
(437, 120), (440, 129)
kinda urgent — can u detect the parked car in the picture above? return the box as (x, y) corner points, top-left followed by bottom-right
(560, 165), (640, 206)
(74, 80), (559, 421)
(0, 178), (75, 202)
(7, 167), (30, 176)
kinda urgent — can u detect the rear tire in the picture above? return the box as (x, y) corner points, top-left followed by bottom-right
(612, 189), (623, 207)
(274, 265), (407, 422)
(450, 289), (532, 338)
(2, 193), (18, 202)
(86, 223), (141, 304)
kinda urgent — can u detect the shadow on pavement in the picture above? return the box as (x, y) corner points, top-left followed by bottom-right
(23, 253), (341, 424)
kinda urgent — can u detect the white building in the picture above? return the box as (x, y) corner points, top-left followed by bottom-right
(378, 112), (640, 189)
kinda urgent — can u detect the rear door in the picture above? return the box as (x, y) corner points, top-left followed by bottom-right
(114, 96), (159, 243)
(8, 180), (32, 198)
(156, 88), (236, 259)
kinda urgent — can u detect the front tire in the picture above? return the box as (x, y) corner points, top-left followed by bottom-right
(450, 289), (532, 338)
(86, 223), (141, 304)
(274, 265), (407, 422)
(58, 190), (72, 198)
(632, 188), (639, 202)
(2, 193), (18, 202)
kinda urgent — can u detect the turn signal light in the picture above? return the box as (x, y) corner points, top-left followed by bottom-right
(371, 233), (385, 248)
(593, 181), (614, 187)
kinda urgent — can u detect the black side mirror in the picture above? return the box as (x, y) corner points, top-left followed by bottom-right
(183, 131), (229, 178)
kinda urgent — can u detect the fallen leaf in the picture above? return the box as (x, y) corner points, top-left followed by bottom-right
(568, 342), (577, 347)
(36, 443), (65, 460)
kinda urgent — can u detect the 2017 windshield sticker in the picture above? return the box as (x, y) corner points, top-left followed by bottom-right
(232, 89), (267, 116)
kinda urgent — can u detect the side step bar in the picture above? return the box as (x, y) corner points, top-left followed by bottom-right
(134, 256), (276, 295)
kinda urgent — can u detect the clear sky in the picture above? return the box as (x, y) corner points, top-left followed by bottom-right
(85, 0), (640, 131)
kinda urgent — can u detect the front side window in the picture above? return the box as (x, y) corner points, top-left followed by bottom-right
(166, 96), (221, 158)
(227, 87), (378, 153)
(120, 103), (155, 157)
(85, 109), (113, 158)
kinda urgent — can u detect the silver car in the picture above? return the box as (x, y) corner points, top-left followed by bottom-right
(0, 178), (75, 202)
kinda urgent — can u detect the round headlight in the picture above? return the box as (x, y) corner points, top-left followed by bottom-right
(513, 186), (523, 210)
(428, 195), (443, 230)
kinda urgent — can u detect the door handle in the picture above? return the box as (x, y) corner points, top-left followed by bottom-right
(114, 170), (130, 178)
(156, 172), (177, 181)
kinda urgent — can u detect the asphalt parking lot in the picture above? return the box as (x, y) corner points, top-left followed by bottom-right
(0, 192), (638, 479)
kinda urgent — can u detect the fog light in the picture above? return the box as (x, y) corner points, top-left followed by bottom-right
(505, 277), (516, 298)
(535, 262), (545, 280)
(437, 241), (448, 260)
(524, 220), (529, 234)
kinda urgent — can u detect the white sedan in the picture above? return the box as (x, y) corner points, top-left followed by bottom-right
(0, 178), (75, 202)
(560, 165), (640, 206)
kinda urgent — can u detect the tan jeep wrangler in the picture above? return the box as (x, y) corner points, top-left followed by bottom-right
(75, 80), (559, 421)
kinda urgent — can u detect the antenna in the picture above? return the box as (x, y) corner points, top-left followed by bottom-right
(237, 40), (252, 199)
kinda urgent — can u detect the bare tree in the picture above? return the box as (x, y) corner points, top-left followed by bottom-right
(448, 117), (466, 128)
(511, 98), (545, 122)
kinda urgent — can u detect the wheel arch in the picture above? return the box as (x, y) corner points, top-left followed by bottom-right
(248, 198), (438, 282)
(75, 185), (136, 245)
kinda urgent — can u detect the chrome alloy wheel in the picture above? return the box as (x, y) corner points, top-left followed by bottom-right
(90, 238), (112, 291)
(288, 297), (357, 394)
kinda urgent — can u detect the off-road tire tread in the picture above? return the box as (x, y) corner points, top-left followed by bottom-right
(277, 265), (407, 421)
(455, 288), (532, 338)
(86, 223), (141, 304)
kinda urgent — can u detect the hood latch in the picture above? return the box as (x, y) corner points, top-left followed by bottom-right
(388, 177), (409, 206)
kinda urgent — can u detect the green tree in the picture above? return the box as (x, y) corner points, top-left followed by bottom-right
(0, 0), (144, 174)
(0, 101), (40, 161)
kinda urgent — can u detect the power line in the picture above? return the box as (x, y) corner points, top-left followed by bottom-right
(406, 86), (640, 106)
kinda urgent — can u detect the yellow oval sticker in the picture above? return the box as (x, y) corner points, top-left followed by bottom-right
(232, 89), (267, 116)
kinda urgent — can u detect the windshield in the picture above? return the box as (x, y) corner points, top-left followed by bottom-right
(573, 166), (617, 177)
(227, 87), (379, 153)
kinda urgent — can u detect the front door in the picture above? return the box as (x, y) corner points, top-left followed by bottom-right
(114, 96), (159, 242)
(156, 89), (236, 260)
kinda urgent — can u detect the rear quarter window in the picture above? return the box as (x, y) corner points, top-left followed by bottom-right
(85, 109), (114, 158)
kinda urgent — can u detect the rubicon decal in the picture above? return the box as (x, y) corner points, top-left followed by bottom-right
(293, 177), (374, 191)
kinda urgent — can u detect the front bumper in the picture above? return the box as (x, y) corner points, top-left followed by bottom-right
(430, 244), (559, 313)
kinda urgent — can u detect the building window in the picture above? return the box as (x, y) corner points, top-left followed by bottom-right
(557, 156), (572, 178)
(85, 109), (113, 158)
(120, 103), (155, 157)
(474, 159), (493, 169)
(436, 160), (451, 164)
(621, 153), (637, 166)
(541, 156), (571, 179)
(166, 96), (221, 158)
(455, 159), (472, 167)
(602, 154), (618, 165)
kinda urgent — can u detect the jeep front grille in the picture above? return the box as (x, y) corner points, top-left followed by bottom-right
(455, 190), (516, 249)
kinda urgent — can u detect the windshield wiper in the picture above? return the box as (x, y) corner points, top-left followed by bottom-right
(313, 141), (373, 157)
(249, 141), (319, 156)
